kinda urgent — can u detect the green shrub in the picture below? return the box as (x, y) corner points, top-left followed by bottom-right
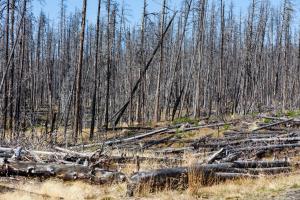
(286, 110), (300, 117)
(263, 118), (271, 123)
(223, 124), (231, 130)
(175, 128), (183, 138)
(291, 183), (300, 189)
(251, 112), (259, 117)
(275, 111), (283, 117)
(172, 117), (198, 125)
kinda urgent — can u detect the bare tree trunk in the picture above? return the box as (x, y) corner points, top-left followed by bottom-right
(9, 0), (15, 138)
(136, 0), (147, 125)
(3, 0), (10, 139)
(193, 0), (207, 118)
(73, 0), (87, 143)
(154, 0), (166, 123)
(217, 0), (225, 116)
(15, 1), (27, 138)
(104, 0), (111, 131)
(90, 0), (101, 140)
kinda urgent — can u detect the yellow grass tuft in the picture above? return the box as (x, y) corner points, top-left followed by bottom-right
(0, 180), (126, 200)
(145, 173), (300, 200)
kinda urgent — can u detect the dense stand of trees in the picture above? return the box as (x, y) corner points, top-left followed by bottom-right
(0, 0), (299, 144)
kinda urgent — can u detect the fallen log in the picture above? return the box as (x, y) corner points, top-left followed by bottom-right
(258, 115), (300, 123)
(127, 161), (282, 196)
(214, 172), (259, 180)
(221, 153), (240, 162)
(245, 167), (292, 175)
(141, 135), (175, 149)
(126, 157), (294, 195)
(0, 147), (66, 158)
(167, 122), (234, 134)
(211, 167), (291, 175)
(127, 166), (188, 196)
(70, 128), (169, 150)
(106, 128), (168, 144)
(233, 160), (290, 168)
(250, 137), (300, 143)
(191, 134), (213, 149)
(154, 147), (194, 154)
(90, 155), (183, 169)
(206, 148), (224, 164)
(223, 133), (289, 140)
(128, 162), (236, 186)
(106, 126), (153, 131)
(233, 144), (300, 152)
(54, 146), (90, 158)
(258, 115), (289, 121)
(201, 137), (300, 148)
(0, 152), (13, 158)
(0, 160), (126, 184)
(252, 119), (293, 132)
(70, 123), (232, 151)
(25, 150), (45, 163)
(224, 130), (287, 136)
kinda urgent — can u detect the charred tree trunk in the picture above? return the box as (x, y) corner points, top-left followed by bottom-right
(73, 0), (87, 143)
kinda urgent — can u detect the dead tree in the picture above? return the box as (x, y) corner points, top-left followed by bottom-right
(104, 0), (111, 131)
(89, 0), (101, 140)
(73, 0), (87, 143)
(154, 0), (166, 123)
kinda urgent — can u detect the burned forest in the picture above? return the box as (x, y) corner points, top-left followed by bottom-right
(0, 0), (300, 199)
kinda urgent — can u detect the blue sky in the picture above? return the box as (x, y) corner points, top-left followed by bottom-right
(32, 0), (299, 26)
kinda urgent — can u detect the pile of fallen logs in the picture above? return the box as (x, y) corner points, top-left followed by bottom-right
(0, 146), (126, 184)
(69, 122), (231, 150)
(0, 115), (299, 196)
(125, 116), (300, 195)
(127, 160), (291, 196)
(127, 128), (299, 195)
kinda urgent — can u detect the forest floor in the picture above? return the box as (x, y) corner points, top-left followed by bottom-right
(1, 112), (300, 199)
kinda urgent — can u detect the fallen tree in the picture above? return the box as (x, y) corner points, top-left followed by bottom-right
(127, 160), (290, 196)
(252, 119), (293, 132)
(0, 159), (126, 184)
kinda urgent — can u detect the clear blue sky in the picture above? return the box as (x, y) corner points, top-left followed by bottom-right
(31, 0), (299, 26)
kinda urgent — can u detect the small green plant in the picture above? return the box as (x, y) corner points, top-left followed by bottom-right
(101, 197), (114, 200)
(175, 128), (183, 138)
(275, 111), (283, 117)
(126, 131), (135, 137)
(172, 117), (198, 125)
(286, 110), (300, 118)
(223, 124), (230, 130)
(251, 112), (259, 117)
(146, 121), (153, 127)
(291, 183), (300, 189)
(263, 118), (271, 123)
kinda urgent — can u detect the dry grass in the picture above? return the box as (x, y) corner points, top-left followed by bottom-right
(0, 180), (127, 200)
(142, 173), (300, 200)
